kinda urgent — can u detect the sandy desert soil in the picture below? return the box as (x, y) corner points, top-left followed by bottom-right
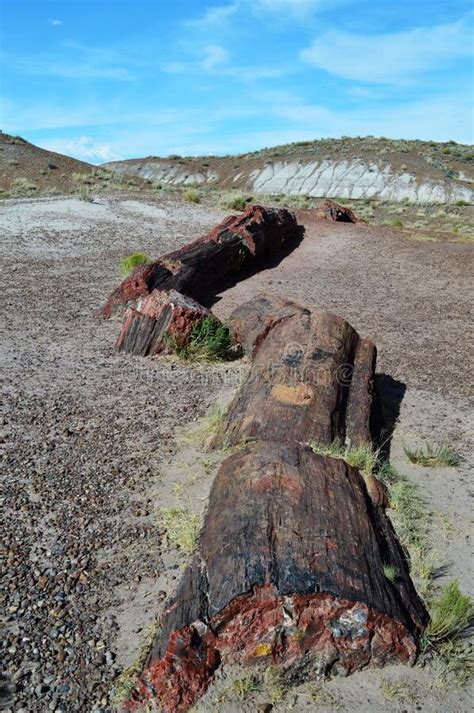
(1, 194), (472, 712)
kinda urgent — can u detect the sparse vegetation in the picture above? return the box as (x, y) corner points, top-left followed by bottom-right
(309, 441), (437, 598)
(160, 506), (201, 554)
(263, 666), (287, 704)
(391, 218), (404, 228)
(423, 580), (474, 647)
(380, 679), (418, 703)
(110, 615), (160, 707)
(421, 580), (474, 687)
(222, 192), (248, 211)
(11, 177), (37, 195)
(404, 441), (460, 468)
(231, 674), (260, 698)
(119, 252), (151, 277)
(166, 315), (234, 362)
(383, 564), (397, 582)
(309, 440), (378, 476)
(183, 187), (200, 203)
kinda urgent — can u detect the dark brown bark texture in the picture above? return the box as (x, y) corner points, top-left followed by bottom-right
(124, 295), (428, 713)
(99, 204), (301, 318)
(215, 295), (376, 449)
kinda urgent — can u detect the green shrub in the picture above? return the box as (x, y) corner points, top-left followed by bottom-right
(119, 252), (151, 277)
(168, 316), (233, 362)
(391, 218), (404, 228)
(455, 199), (470, 206)
(183, 188), (200, 203)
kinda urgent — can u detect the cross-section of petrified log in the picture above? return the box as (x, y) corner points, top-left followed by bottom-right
(315, 199), (360, 223)
(126, 442), (428, 713)
(116, 289), (211, 356)
(214, 300), (376, 449)
(99, 205), (301, 318)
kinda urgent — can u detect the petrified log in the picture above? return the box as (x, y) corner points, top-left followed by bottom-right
(99, 205), (301, 318)
(124, 298), (428, 713)
(128, 442), (427, 712)
(315, 199), (360, 223)
(116, 289), (210, 356)
(215, 299), (376, 449)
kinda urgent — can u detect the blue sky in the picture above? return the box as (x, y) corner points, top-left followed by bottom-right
(1, 0), (473, 163)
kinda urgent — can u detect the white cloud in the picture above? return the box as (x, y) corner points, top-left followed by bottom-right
(201, 45), (229, 71)
(39, 136), (121, 163)
(186, 3), (239, 29)
(301, 17), (473, 83)
(48, 19), (63, 26)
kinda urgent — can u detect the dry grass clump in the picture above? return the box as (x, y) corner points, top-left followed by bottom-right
(11, 177), (37, 195)
(404, 442), (460, 467)
(160, 506), (201, 554)
(183, 187), (200, 203)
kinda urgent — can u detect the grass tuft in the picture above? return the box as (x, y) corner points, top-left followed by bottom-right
(183, 188), (200, 203)
(423, 580), (474, 646)
(119, 252), (151, 277)
(421, 580), (474, 687)
(380, 679), (418, 703)
(404, 442), (460, 468)
(231, 674), (260, 698)
(309, 440), (377, 476)
(160, 506), (201, 555)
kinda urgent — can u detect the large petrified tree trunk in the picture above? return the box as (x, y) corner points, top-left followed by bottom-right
(99, 205), (301, 318)
(125, 296), (428, 713)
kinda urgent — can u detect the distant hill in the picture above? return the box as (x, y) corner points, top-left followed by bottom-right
(0, 133), (149, 198)
(0, 132), (97, 197)
(105, 136), (474, 204)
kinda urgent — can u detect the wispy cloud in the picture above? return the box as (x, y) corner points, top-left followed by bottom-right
(185, 3), (239, 29)
(39, 136), (120, 163)
(162, 43), (285, 81)
(301, 17), (473, 83)
(201, 44), (229, 71)
(7, 41), (137, 81)
(48, 19), (63, 26)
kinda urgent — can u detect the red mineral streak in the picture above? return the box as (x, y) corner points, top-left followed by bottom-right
(125, 587), (418, 713)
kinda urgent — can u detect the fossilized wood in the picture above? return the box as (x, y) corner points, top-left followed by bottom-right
(115, 289), (210, 356)
(214, 302), (376, 449)
(228, 293), (307, 358)
(315, 199), (360, 223)
(99, 205), (301, 318)
(127, 442), (428, 712)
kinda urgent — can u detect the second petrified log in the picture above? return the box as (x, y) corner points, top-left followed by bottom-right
(99, 205), (301, 318)
(214, 295), (376, 449)
(125, 296), (428, 713)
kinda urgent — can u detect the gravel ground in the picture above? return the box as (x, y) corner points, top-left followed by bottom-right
(1, 194), (472, 712)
